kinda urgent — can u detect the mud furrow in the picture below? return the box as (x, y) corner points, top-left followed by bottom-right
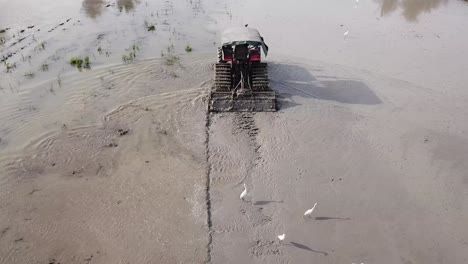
(204, 111), (213, 263)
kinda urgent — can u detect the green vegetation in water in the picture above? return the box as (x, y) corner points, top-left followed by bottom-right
(35, 41), (46, 51)
(70, 57), (83, 68)
(122, 44), (139, 63)
(84, 56), (90, 68)
(167, 43), (175, 53)
(185, 45), (193, 53)
(163, 43), (180, 66)
(165, 54), (179, 66)
(144, 20), (156, 31)
(49, 84), (55, 94)
(24, 71), (35, 79)
(21, 54), (31, 62)
(122, 52), (136, 63)
(70, 56), (90, 69)
(97, 46), (110, 57)
(40, 63), (49, 72)
(3, 61), (16, 73)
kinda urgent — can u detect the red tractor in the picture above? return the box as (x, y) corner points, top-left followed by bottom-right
(209, 27), (276, 112)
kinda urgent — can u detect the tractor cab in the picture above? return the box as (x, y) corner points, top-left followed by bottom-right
(218, 27), (268, 64)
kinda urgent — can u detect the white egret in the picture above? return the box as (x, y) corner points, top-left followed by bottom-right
(304, 202), (318, 217)
(240, 183), (247, 200)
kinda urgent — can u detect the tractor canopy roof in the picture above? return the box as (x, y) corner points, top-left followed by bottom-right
(221, 27), (268, 56)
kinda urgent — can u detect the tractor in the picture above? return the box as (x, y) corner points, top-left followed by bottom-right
(209, 26), (276, 112)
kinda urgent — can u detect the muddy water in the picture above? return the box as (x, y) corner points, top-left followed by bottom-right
(207, 56), (468, 263)
(0, 56), (212, 263)
(1, 0), (468, 263)
(2, 0), (468, 91)
(0, 56), (212, 153)
(222, 0), (468, 93)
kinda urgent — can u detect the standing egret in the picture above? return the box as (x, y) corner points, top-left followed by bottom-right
(240, 183), (247, 200)
(304, 202), (318, 217)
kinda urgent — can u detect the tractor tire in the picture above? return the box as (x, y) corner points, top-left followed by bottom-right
(214, 63), (232, 91)
(251, 63), (269, 91)
(217, 47), (223, 63)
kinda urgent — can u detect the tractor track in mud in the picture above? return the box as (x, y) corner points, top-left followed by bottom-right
(233, 112), (262, 164)
(204, 111), (213, 264)
(204, 110), (263, 263)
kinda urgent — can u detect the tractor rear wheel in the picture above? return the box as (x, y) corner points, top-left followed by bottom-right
(214, 63), (232, 91)
(251, 63), (269, 91)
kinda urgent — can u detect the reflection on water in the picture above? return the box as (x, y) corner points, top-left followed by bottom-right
(117, 0), (140, 13)
(377, 0), (449, 21)
(82, 0), (140, 18)
(82, 0), (105, 18)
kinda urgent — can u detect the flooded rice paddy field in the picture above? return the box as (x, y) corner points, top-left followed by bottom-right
(1, 0), (468, 263)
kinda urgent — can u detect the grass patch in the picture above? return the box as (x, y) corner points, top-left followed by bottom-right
(167, 44), (175, 53)
(162, 43), (180, 66)
(70, 57), (83, 68)
(122, 54), (132, 63)
(84, 56), (90, 68)
(33, 41), (46, 52)
(3, 61), (16, 73)
(122, 44), (139, 63)
(37, 41), (46, 51)
(122, 52), (136, 63)
(70, 56), (90, 69)
(165, 54), (179, 66)
(144, 20), (156, 31)
(24, 71), (35, 79)
(40, 63), (49, 71)
(21, 54), (31, 62)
